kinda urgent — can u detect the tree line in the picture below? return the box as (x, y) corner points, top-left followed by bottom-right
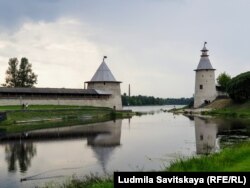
(122, 94), (193, 106)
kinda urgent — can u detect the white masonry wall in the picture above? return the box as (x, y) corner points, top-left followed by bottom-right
(0, 98), (116, 109)
(194, 70), (217, 108)
(87, 82), (122, 110)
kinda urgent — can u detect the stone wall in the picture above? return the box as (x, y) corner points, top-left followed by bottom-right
(0, 82), (122, 110)
(0, 97), (115, 109)
(87, 82), (122, 110)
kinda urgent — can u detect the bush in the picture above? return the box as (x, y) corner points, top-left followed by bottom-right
(227, 71), (250, 102)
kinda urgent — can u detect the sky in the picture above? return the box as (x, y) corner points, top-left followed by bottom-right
(0, 0), (249, 98)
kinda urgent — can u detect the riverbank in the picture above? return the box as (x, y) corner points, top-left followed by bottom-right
(41, 141), (250, 187)
(168, 141), (250, 171)
(0, 105), (134, 134)
(170, 99), (250, 118)
(202, 99), (250, 118)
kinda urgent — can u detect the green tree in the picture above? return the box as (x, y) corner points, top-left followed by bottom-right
(2, 58), (19, 87)
(2, 57), (38, 87)
(18, 58), (38, 87)
(217, 72), (231, 91)
(227, 71), (250, 102)
(121, 95), (193, 106)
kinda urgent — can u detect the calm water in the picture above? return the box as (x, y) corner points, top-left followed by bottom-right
(0, 105), (249, 187)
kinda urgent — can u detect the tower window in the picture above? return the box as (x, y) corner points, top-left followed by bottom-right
(200, 135), (203, 141)
(200, 85), (203, 89)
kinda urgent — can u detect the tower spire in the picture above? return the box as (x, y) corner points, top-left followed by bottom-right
(201, 42), (208, 57)
(203, 41), (207, 48)
(103, 56), (107, 62)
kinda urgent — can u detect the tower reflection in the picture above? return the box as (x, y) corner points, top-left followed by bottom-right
(87, 120), (122, 174)
(194, 117), (219, 155)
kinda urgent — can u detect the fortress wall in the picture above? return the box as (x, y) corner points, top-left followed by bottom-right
(0, 98), (116, 109)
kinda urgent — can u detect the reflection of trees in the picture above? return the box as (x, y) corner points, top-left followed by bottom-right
(5, 142), (36, 172)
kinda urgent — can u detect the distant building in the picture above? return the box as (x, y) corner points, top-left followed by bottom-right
(0, 57), (122, 110)
(194, 42), (217, 108)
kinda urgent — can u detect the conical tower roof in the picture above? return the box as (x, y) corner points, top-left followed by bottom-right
(195, 42), (215, 71)
(87, 56), (121, 83)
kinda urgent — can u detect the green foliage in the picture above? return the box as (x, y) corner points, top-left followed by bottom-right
(43, 175), (113, 188)
(122, 94), (193, 106)
(202, 100), (250, 118)
(227, 71), (250, 102)
(18, 57), (38, 87)
(2, 57), (38, 87)
(2, 58), (19, 87)
(167, 142), (250, 172)
(63, 176), (113, 188)
(216, 72), (231, 91)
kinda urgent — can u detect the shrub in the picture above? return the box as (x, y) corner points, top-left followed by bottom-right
(227, 71), (250, 102)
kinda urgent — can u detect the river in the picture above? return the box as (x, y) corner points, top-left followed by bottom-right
(0, 105), (249, 187)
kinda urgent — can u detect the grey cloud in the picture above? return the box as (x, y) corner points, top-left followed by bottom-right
(0, 0), (183, 29)
(0, 0), (61, 29)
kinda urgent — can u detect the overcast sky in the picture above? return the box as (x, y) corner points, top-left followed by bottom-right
(0, 0), (249, 98)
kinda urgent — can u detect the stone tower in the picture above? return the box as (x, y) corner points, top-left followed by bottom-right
(86, 56), (122, 110)
(194, 42), (217, 108)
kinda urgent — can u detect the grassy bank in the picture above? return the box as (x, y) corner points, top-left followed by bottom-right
(41, 142), (250, 187)
(43, 176), (113, 188)
(168, 99), (250, 172)
(0, 105), (133, 133)
(168, 142), (250, 172)
(202, 100), (250, 118)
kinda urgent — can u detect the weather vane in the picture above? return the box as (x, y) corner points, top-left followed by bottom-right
(103, 56), (107, 61)
(204, 41), (207, 47)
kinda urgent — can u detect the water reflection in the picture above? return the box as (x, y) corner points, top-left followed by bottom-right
(87, 120), (122, 174)
(1, 106), (250, 188)
(194, 117), (219, 154)
(193, 116), (250, 155)
(5, 142), (36, 172)
(1, 120), (122, 175)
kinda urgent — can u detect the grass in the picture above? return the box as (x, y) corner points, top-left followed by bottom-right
(202, 100), (250, 118)
(167, 142), (250, 172)
(42, 175), (113, 188)
(0, 105), (133, 133)
(0, 104), (96, 111)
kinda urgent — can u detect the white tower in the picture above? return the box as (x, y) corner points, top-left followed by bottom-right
(194, 42), (217, 108)
(86, 56), (122, 110)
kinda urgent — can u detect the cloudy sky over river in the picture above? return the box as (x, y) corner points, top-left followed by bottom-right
(0, 0), (248, 97)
